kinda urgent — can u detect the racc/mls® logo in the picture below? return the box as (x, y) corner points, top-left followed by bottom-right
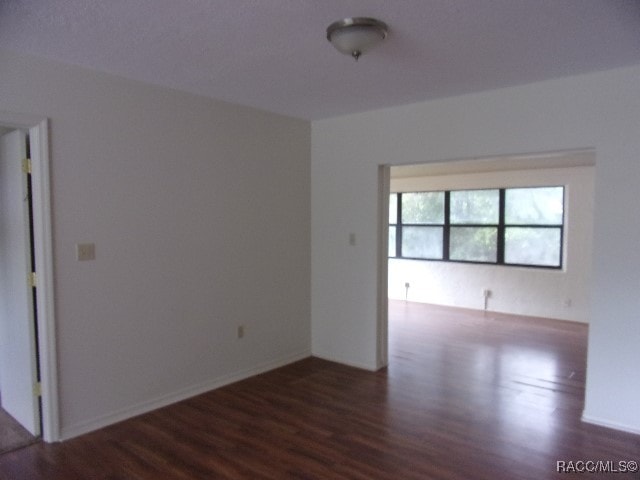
(556, 460), (638, 474)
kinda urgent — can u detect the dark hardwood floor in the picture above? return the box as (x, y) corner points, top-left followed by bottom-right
(1, 301), (638, 479)
(0, 404), (37, 455)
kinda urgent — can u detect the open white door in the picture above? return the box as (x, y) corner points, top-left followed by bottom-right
(0, 129), (41, 436)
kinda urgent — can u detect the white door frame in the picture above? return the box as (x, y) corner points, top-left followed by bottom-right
(0, 111), (59, 442)
(376, 165), (390, 369)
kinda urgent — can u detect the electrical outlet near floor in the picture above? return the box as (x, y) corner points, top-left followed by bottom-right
(237, 325), (245, 339)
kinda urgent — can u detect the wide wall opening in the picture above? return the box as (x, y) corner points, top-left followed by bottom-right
(378, 149), (597, 451)
(386, 150), (596, 323)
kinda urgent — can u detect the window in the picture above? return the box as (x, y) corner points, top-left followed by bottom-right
(389, 193), (397, 257)
(504, 187), (564, 267)
(400, 192), (444, 260)
(390, 186), (564, 268)
(449, 189), (499, 263)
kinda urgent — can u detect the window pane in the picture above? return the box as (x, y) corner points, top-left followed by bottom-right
(388, 226), (396, 257)
(505, 227), (561, 266)
(505, 187), (564, 225)
(402, 226), (443, 259)
(450, 227), (497, 262)
(450, 189), (499, 224)
(389, 194), (397, 224)
(402, 192), (444, 224)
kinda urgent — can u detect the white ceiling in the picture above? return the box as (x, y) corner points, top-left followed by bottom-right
(1, 0), (639, 120)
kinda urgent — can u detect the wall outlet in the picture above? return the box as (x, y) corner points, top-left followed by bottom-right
(563, 299), (572, 308)
(482, 289), (492, 298)
(237, 325), (245, 339)
(76, 243), (96, 261)
(405, 282), (410, 289)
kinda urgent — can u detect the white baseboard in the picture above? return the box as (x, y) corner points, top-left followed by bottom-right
(582, 412), (640, 436)
(311, 349), (378, 371)
(60, 349), (311, 440)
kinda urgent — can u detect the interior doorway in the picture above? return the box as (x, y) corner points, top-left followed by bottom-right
(0, 112), (58, 443)
(0, 128), (41, 450)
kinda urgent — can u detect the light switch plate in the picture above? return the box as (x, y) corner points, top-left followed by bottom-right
(76, 243), (95, 261)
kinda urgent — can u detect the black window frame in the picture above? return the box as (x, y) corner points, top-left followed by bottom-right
(389, 186), (565, 269)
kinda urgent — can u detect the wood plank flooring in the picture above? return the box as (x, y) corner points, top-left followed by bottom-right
(0, 405), (37, 455)
(1, 301), (638, 479)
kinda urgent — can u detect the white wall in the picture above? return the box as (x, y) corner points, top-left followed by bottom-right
(311, 65), (640, 433)
(389, 166), (595, 322)
(0, 48), (311, 439)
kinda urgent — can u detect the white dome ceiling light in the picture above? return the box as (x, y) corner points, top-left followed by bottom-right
(326, 17), (388, 61)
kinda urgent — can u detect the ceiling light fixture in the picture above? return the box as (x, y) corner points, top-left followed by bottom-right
(326, 17), (388, 61)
